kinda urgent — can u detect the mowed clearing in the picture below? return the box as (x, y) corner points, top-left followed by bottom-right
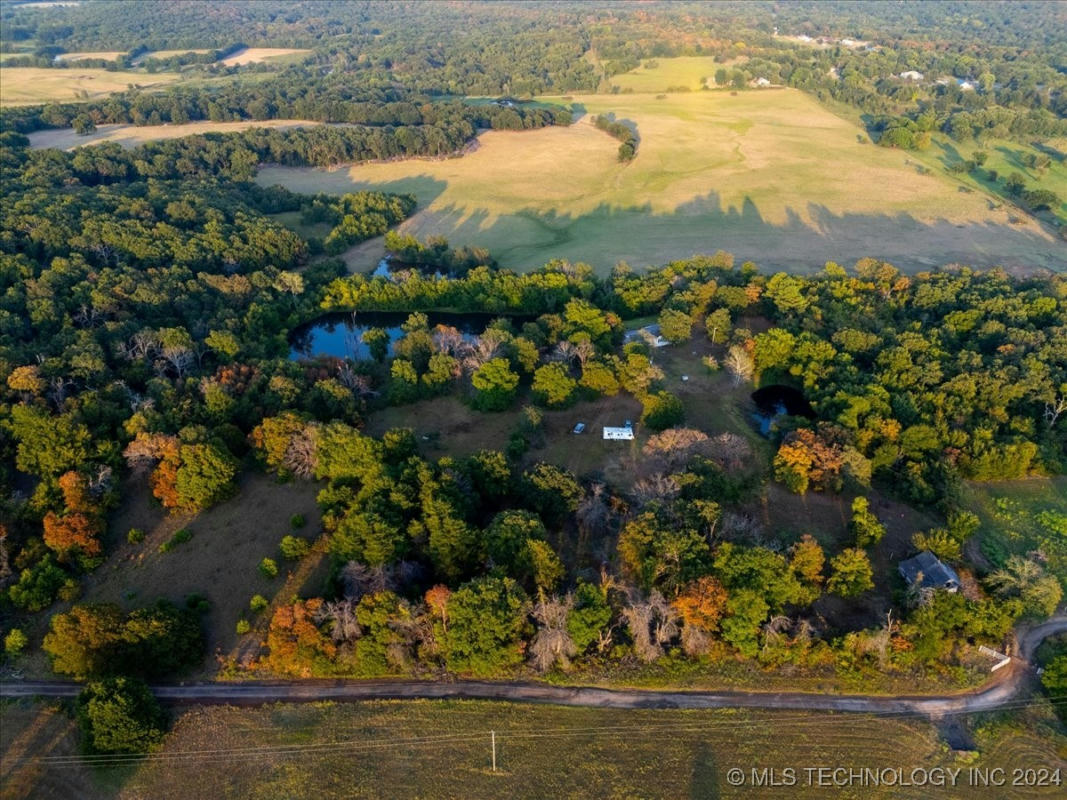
(610, 55), (745, 92)
(2, 700), (1064, 800)
(0, 66), (182, 106)
(219, 47), (310, 66)
(28, 118), (322, 150)
(257, 89), (1064, 274)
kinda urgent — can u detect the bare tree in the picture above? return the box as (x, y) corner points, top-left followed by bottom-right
(622, 590), (679, 663)
(283, 424), (319, 478)
(643, 427), (709, 471)
(549, 340), (578, 365)
(529, 594), (578, 672)
(725, 344), (754, 386)
(707, 433), (752, 470)
(340, 562), (392, 600)
(1045, 395), (1066, 429)
(313, 599), (362, 643)
(632, 473), (681, 506)
(432, 325), (466, 356)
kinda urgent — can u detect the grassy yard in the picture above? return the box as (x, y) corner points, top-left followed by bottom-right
(257, 88), (1063, 274)
(961, 477), (1067, 583)
(0, 67), (183, 106)
(2, 699), (1063, 800)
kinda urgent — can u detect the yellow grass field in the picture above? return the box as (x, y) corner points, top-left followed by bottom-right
(219, 47), (311, 66)
(27, 118), (322, 150)
(0, 66), (182, 106)
(53, 51), (125, 63)
(256, 89), (1064, 274)
(2, 700), (1064, 800)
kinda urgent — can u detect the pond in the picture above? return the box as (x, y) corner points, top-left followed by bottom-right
(289, 311), (525, 360)
(750, 384), (816, 436)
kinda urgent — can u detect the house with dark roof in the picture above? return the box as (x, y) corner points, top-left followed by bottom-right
(898, 551), (961, 592)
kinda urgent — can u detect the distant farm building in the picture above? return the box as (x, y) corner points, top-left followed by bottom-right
(899, 70), (924, 81)
(623, 324), (671, 348)
(753, 77), (772, 87)
(898, 551), (961, 592)
(603, 426), (635, 440)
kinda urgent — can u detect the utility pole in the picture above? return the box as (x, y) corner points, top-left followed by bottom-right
(491, 730), (496, 772)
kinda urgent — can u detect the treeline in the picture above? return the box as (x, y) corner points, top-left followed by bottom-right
(592, 115), (638, 161)
(0, 80), (571, 134)
(383, 231), (495, 277)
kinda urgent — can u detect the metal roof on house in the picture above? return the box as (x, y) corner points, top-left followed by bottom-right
(898, 551), (961, 590)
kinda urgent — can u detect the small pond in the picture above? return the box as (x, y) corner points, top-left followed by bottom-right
(289, 311), (526, 360)
(750, 385), (816, 436)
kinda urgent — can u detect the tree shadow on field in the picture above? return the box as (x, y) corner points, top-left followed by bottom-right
(689, 741), (721, 799)
(269, 173), (1066, 274)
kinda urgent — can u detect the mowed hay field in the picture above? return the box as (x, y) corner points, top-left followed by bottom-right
(0, 67), (182, 106)
(219, 47), (310, 66)
(28, 119), (322, 151)
(610, 55), (744, 91)
(2, 700), (1064, 800)
(257, 89), (1064, 274)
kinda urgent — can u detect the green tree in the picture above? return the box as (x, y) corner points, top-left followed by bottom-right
(566, 581), (612, 653)
(658, 308), (692, 343)
(705, 308), (732, 344)
(765, 272), (810, 315)
(720, 589), (769, 658)
(849, 497), (886, 547)
(443, 576), (529, 676)
(532, 363), (578, 408)
(78, 677), (166, 754)
(827, 549), (874, 597)
(43, 604), (125, 679)
(173, 443), (238, 512)
(641, 391), (684, 430)
(470, 358), (519, 411)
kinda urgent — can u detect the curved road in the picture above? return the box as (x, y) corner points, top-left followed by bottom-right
(3, 616), (1065, 716)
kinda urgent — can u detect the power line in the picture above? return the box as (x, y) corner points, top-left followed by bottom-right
(11, 695), (1063, 771)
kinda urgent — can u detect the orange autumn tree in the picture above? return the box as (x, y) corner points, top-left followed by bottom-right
(42, 471), (103, 563)
(672, 576), (728, 656)
(773, 429), (844, 495)
(264, 599), (337, 677)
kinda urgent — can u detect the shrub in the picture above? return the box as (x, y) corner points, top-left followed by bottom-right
(289, 514), (306, 529)
(127, 528), (145, 544)
(4, 628), (28, 658)
(259, 558), (279, 578)
(279, 535), (311, 561)
(250, 594), (269, 613)
(159, 528), (192, 553)
(236, 619), (251, 635)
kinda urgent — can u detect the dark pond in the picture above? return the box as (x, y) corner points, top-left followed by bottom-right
(750, 385), (816, 436)
(289, 311), (525, 360)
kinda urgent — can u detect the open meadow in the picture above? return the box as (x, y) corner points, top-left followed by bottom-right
(257, 89), (1064, 274)
(27, 119), (322, 150)
(0, 66), (182, 106)
(219, 47), (310, 66)
(609, 55), (744, 92)
(1, 699), (1064, 800)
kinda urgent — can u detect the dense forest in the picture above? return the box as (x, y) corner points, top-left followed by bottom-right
(2, 1), (1064, 147)
(1, 0), (1065, 756)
